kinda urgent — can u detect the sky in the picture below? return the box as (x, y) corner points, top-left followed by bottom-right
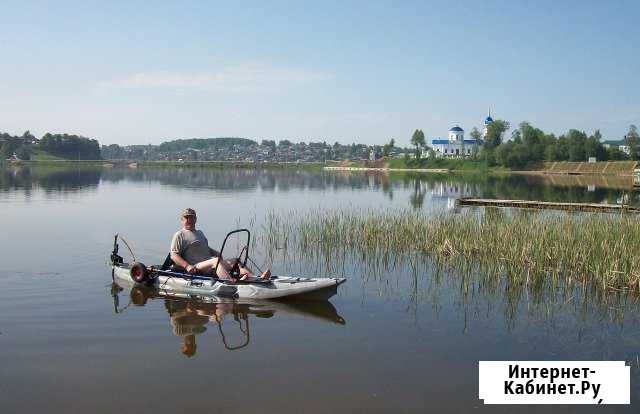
(1, 0), (639, 146)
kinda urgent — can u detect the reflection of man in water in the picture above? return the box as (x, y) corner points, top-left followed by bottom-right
(181, 335), (197, 357)
(169, 208), (271, 280)
(166, 301), (209, 357)
(165, 300), (236, 357)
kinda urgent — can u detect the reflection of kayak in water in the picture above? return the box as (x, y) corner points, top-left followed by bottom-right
(111, 281), (346, 355)
(112, 277), (347, 326)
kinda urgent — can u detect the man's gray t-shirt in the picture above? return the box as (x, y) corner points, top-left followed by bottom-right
(170, 229), (213, 265)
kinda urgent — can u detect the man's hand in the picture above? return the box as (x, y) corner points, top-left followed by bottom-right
(186, 264), (197, 274)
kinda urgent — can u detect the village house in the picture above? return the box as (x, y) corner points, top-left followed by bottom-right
(602, 140), (631, 155)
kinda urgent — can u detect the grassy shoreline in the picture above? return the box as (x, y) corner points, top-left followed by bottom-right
(262, 208), (640, 294)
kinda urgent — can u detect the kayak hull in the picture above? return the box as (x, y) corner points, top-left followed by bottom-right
(112, 264), (346, 300)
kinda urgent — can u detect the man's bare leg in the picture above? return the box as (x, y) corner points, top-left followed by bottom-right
(195, 257), (271, 280)
(195, 257), (233, 279)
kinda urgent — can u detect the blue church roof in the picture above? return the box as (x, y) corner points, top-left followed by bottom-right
(432, 139), (483, 145)
(484, 116), (493, 125)
(449, 126), (464, 132)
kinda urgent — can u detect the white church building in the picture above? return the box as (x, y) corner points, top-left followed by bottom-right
(431, 113), (493, 158)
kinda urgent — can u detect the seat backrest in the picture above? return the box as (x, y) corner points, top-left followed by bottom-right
(160, 254), (174, 271)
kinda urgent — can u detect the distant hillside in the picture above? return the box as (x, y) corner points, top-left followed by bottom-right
(2, 131), (101, 161)
(39, 133), (102, 160)
(100, 138), (399, 162)
(101, 137), (260, 160)
(157, 137), (257, 152)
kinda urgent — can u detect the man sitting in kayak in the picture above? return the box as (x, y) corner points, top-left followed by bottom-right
(169, 208), (271, 281)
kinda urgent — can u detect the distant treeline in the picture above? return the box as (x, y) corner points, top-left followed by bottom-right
(4, 123), (638, 168)
(158, 137), (256, 152)
(0, 131), (37, 160)
(0, 131), (102, 160)
(101, 137), (255, 159)
(39, 133), (101, 160)
(100, 137), (385, 162)
(481, 121), (638, 168)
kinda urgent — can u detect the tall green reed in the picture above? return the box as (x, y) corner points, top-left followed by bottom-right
(261, 208), (640, 294)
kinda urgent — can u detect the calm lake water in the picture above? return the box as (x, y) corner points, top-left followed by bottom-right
(1, 165), (639, 413)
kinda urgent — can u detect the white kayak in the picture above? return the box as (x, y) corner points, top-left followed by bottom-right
(112, 263), (347, 300)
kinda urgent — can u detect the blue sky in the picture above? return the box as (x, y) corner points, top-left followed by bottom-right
(1, 0), (638, 146)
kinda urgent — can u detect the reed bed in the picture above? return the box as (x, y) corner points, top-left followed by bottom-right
(262, 208), (640, 294)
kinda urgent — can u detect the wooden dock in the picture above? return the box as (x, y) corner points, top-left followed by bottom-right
(456, 198), (640, 213)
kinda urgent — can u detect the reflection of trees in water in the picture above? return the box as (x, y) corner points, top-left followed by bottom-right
(394, 172), (639, 207)
(3, 166), (640, 207)
(0, 165), (100, 195)
(409, 178), (426, 209)
(0, 166), (34, 194)
(38, 168), (101, 193)
(2, 166), (389, 195)
(98, 168), (640, 206)
(101, 168), (391, 192)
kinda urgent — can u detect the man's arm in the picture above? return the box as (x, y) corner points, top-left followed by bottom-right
(170, 252), (196, 273)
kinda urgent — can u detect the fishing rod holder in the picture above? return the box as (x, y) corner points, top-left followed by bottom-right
(111, 234), (123, 266)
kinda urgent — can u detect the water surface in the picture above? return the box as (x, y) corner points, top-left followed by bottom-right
(1, 165), (639, 413)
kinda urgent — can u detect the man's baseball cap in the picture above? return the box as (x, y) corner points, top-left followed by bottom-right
(181, 208), (196, 217)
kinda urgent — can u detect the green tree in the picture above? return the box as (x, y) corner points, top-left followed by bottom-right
(101, 144), (126, 159)
(585, 130), (607, 161)
(383, 138), (395, 157)
(261, 139), (276, 149)
(39, 133), (101, 159)
(469, 127), (482, 141)
(565, 129), (588, 161)
(545, 141), (561, 161)
(410, 129), (425, 159)
(22, 130), (36, 142)
(519, 122), (546, 162)
(16, 145), (31, 160)
(625, 125), (640, 160)
(607, 146), (628, 160)
(484, 120), (510, 149)
(0, 142), (11, 159)
(482, 119), (509, 165)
